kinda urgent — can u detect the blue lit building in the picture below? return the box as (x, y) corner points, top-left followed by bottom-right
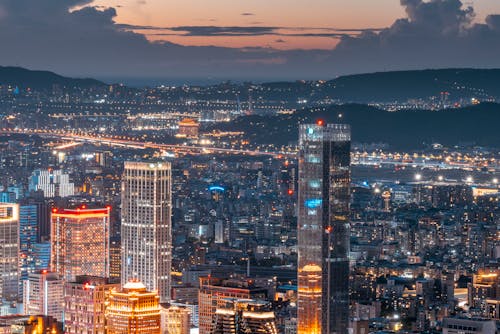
(19, 205), (39, 284)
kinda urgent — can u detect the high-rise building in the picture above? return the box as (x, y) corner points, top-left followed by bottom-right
(0, 203), (19, 302)
(109, 236), (121, 279)
(121, 161), (172, 302)
(468, 268), (500, 319)
(19, 205), (38, 286)
(209, 299), (278, 334)
(50, 206), (110, 281)
(64, 275), (120, 334)
(29, 169), (75, 198)
(105, 281), (161, 334)
(198, 276), (268, 334)
(297, 122), (351, 334)
(23, 270), (64, 321)
(160, 304), (191, 334)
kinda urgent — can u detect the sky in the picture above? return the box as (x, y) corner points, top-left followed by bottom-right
(0, 0), (500, 83)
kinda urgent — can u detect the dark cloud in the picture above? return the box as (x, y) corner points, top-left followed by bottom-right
(0, 0), (499, 82)
(241, 12), (255, 16)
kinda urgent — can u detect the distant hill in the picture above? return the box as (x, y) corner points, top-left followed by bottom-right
(324, 68), (500, 102)
(0, 66), (105, 90)
(257, 68), (500, 103)
(210, 103), (500, 149)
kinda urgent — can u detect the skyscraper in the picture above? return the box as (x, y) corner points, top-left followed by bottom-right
(121, 161), (172, 302)
(0, 203), (19, 302)
(19, 205), (38, 284)
(297, 122), (351, 334)
(50, 206), (110, 281)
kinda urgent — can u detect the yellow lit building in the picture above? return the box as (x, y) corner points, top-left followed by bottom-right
(50, 207), (110, 281)
(297, 264), (322, 334)
(105, 281), (161, 334)
(178, 118), (199, 138)
(161, 304), (191, 334)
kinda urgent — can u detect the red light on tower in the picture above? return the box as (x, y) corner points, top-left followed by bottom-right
(287, 189), (294, 196)
(316, 119), (325, 126)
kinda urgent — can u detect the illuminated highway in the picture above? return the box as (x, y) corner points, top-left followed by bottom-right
(0, 128), (286, 157)
(1, 128), (499, 172)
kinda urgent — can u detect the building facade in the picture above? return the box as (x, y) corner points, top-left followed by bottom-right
(29, 169), (74, 198)
(198, 277), (268, 334)
(297, 123), (351, 334)
(23, 270), (64, 321)
(105, 281), (161, 334)
(50, 207), (110, 281)
(121, 161), (172, 302)
(0, 203), (19, 302)
(64, 275), (120, 334)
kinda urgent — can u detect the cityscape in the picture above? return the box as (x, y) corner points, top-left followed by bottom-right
(1, 0), (500, 334)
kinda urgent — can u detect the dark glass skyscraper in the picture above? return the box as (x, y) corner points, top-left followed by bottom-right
(297, 123), (351, 334)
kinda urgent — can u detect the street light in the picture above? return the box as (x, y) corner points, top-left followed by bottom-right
(415, 173), (422, 181)
(466, 176), (473, 183)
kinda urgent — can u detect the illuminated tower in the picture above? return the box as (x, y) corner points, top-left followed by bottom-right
(105, 281), (161, 334)
(121, 161), (172, 302)
(50, 206), (110, 281)
(0, 203), (19, 301)
(297, 122), (351, 334)
(382, 191), (391, 212)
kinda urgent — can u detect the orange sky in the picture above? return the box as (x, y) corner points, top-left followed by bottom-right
(91, 0), (500, 49)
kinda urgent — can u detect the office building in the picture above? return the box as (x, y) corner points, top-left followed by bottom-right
(19, 205), (38, 286)
(106, 281), (161, 334)
(161, 304), (191, 334)
(23, 270), (64, 321)
(50, 206), (110, 281)
(198, 276), (268, 334)
(442, 317), (496, 334)
(0, 203), (19, 302)
(297, 122), (351, 334)
(29, 169), (74, 198)
(64, 275), (120, 334)
(121, 161), (172, 302)
(209, 299), (278, 334)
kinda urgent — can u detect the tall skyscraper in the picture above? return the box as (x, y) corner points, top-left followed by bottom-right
(297, 122), (351, 334)
(121, 161), (172, 302)
(0, 203), (19, 302)
(19, 205), (38, 284)
(50, 206), (110, 281)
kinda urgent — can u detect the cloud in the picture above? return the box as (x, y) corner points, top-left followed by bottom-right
(327, 0), (500, 74)
(0, 0), (499, 82)
(241, 12), (255, 16)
